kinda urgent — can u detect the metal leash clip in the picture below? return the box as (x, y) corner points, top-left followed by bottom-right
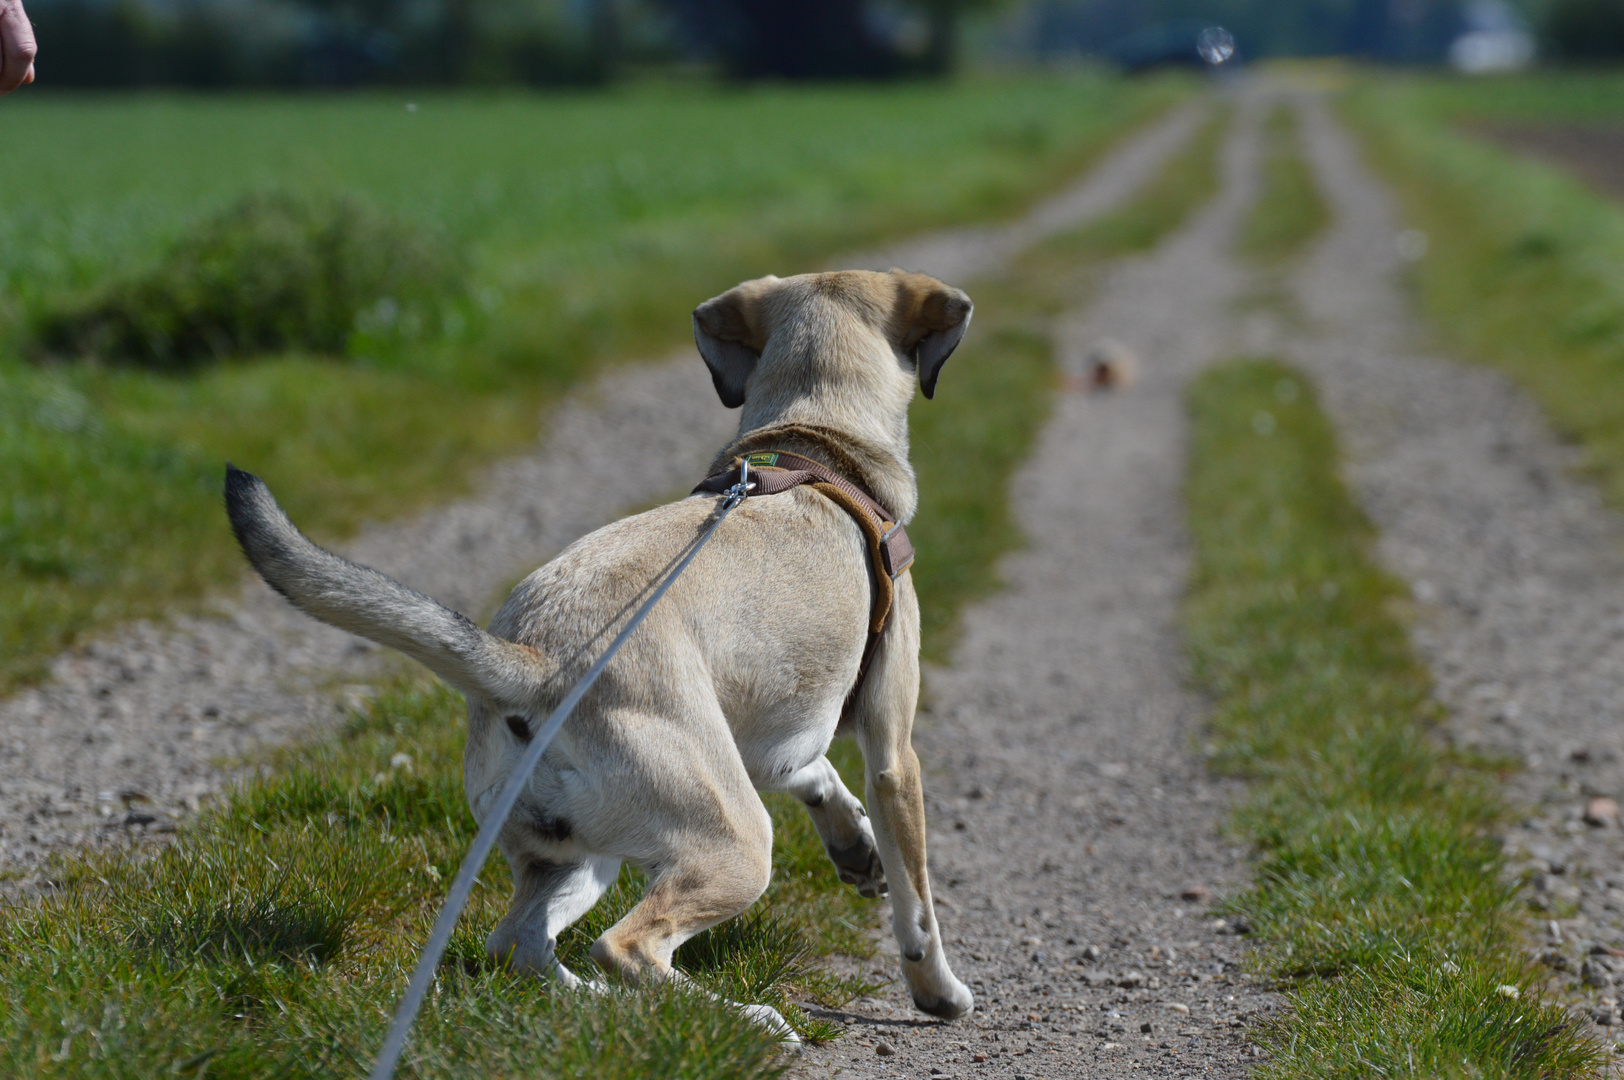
(724, 457), (755, 508)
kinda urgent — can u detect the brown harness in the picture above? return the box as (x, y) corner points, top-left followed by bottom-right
(692, 449), (915, 713)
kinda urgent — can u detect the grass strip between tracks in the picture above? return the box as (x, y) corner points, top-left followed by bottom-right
(1183, 356), (1603, 1077)
(1238, 100), (1331, 264)
(1344, 74), (1624, 520)
(0, 101), (1235, 1080)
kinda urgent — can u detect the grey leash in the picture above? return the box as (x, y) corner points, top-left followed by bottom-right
(368, 464), (755, 1080)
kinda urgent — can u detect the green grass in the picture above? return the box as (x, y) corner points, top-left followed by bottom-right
(1183, 357), (1604, 1078)
(0, 675), (876, 1078)
(1368, 71), (1624, 125)
(0, 95), (1235, 1079)
(910, 103), (1230, 657)
(1344, 73), (1624, 517)
(1238, 101), (1331, 263)
(0, 74), (1191, 689)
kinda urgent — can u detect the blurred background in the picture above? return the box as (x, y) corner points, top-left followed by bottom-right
(22, 0), (1608, 87)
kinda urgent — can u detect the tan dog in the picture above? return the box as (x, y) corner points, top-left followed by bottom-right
(225, 269), (976, 1038)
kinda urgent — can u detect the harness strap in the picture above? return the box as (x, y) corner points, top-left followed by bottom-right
(692, 449), (915, 716)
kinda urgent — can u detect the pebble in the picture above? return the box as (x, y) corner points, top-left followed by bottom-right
(874, 1041), (896, 1057)
(1179, 884), (1209, 902)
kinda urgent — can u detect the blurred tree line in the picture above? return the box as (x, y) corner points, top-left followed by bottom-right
(1543, 0), (1624, 58)
(26, 0), (1000, 86)
(1022, 0), (1499, 64)
(28, 0), (1624, 85)
(32, 0), (654, 86)
(1025, 0), (1624, 65)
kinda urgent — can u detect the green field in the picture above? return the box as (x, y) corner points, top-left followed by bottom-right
(0, 74), (1187, 687)
(1346, 73), (1624, 518)
(1365, 71), (1624, 124)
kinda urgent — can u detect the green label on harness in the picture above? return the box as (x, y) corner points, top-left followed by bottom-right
(744, 452), (780, 468)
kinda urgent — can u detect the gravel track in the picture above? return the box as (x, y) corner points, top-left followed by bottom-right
(1273, 91), (1624, 1056)
(794, 90), (1283, 1080)
(0, 105), (1200, 891)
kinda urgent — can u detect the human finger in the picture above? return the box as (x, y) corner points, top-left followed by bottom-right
(0, 0), (38, 95)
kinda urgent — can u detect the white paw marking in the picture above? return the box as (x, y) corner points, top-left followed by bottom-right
(739, 1002), (800, 1043)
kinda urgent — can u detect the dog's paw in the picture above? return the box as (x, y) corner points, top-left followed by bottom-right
(910, 977), (974, 1020)
(828, 835), (888, 899)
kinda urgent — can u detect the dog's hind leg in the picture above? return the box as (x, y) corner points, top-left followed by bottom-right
(586, 742), (793, 1039)
(590, 846), (794, 1040)
(487, 853), (621, 988)
(778, 756), (887, 899)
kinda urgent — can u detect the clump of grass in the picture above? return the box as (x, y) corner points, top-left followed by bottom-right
(1346, 75), (1624, 517)
(1183, 357), (1604, 1076)
(1237, 101), (1330, 263)
(36, 191), (464, 370)
(910, 104), (1230, 658)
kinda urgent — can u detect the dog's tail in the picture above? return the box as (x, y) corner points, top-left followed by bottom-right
(224, 465), (545, 705)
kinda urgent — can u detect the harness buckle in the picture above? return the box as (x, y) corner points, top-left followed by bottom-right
(723, 456), (755, 509)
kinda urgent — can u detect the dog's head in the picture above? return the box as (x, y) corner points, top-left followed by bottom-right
(691, 270), (973, 416)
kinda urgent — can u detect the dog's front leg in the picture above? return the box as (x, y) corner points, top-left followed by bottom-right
(852, 584), (973, 1020)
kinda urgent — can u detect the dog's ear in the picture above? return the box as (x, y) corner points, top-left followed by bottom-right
(693, 282), (770, 409)
(891, 271), (973, 400)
